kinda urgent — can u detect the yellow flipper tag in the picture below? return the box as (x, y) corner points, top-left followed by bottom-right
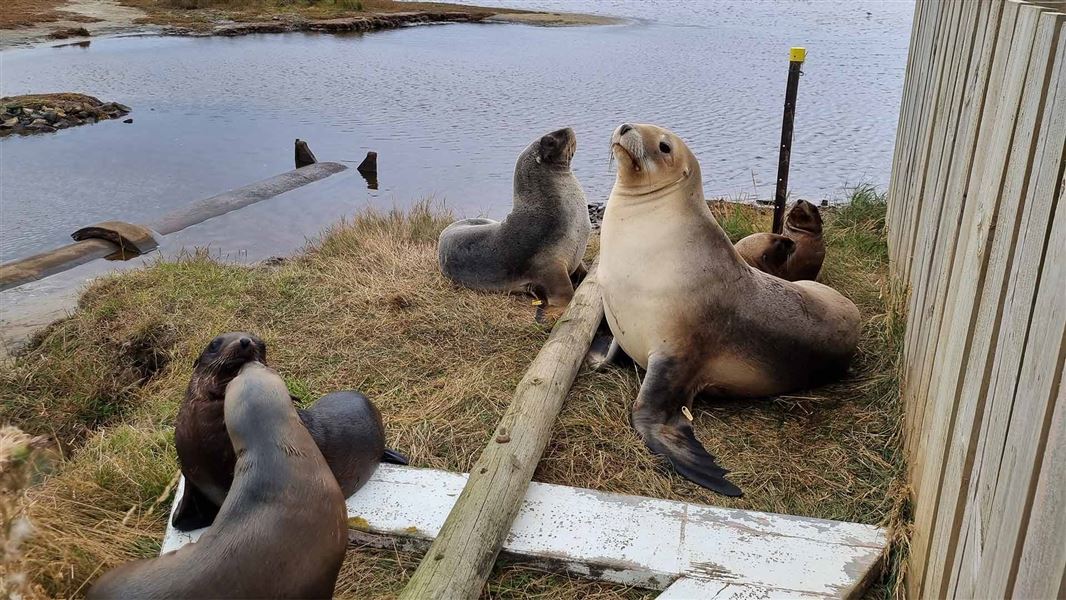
(790, 47), (807, 62)
(681, 406), (694, 422)
(531, 299), (543, 306)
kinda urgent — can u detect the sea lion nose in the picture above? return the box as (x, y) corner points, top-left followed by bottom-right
(239, 338), (251, 349)
(619, 124), (633, 136)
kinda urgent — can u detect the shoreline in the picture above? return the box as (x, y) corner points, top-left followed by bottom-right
(0, 0), (621, 50)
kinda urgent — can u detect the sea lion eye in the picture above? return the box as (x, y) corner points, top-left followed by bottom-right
(208, 338), (223, 353)
(659, 142), (671, 154)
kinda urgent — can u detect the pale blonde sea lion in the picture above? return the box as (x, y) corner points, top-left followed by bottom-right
(599, 123), (861, 496)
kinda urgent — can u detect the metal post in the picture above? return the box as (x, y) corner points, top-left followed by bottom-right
(772, 47), (806, 234)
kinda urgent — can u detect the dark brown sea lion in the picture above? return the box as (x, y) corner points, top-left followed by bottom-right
(88, 362), (347, 599)
(735, 200), (825, 281)
(600, 124), (860, 497)
(172, 331), (407, 531)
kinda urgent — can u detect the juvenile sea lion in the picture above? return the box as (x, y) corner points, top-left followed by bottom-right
(437, 128), (591, 315)
(600, 124), (860, 496)
(733, 233), (796, 279)
(172, 332), (406, 531)
(89, 362), (347, 599)
(736, 200), (825, 281)
(782, 199), (826, 280)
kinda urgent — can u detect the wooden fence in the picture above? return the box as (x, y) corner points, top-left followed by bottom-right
(886, 0), (1064, 597)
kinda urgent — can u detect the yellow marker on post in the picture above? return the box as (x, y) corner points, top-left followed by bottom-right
(790, 47), (807, 62)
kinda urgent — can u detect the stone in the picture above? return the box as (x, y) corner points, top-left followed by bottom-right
(0, 118), (17, 128)
(123, 118), (133, 124)
(113, 103), (132, 112)
(43, 111), (58, 122)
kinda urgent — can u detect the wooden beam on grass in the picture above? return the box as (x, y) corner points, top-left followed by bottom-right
(398, 261), (603, 600)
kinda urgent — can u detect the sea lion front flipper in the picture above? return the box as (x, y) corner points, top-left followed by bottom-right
(171, 479), (220, 531)
(381, 448), (409, 465)
(586, 336), (629, 371)
(632, 357), (742, 498)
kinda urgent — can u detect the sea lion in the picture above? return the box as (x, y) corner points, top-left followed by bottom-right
(172, 332), (407, 531)
(88, 362), (347, 599)
(782, 199), (826, 280)
(733, 233), (796, 279)
(437, 127), (591, 315)
(600, 123), (861, 496)
(735, 200), (825, 281)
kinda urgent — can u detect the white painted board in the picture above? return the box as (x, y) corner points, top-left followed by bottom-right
(162, 465), (886, 598)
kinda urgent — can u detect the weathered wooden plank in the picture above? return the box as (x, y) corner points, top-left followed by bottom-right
(162, 465), (888, 598)
(1013, 382), (1066, 600)
(657, 578), (831, 600)
(930, 8), (1065, 598)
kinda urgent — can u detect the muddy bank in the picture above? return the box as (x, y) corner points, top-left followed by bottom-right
(204, 10), (615, 38)
(0, 0), (617, 49)
(0, 93), (130, 136)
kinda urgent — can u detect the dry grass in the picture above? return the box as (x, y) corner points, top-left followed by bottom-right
(0, 193), (906, 598)
(0, 0), (75, 29)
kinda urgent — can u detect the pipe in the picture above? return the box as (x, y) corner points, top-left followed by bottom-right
(0, 162), (347, 291)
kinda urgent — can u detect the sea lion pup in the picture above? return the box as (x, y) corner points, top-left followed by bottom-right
(733, 233), (796, 280)
(172, 332), (407, 531)
(88, 363), (347, 600)
(736, 200), (825, 281)
(782, 199), (826, 280)
(600, 123), (861, 496)
(437, 127), (591, 316)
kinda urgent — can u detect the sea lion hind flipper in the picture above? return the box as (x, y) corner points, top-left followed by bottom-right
(171, 479), (220, 531)
(381, 448), (409, 465)
(632, 357), (742, 497)
(644, 418), (742, 497)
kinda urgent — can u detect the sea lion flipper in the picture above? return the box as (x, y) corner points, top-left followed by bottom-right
(586, 336), (630, 371)
(633, 357), (742, 498)
(171, 479), (220, 531)
(381, 448), (409, 465)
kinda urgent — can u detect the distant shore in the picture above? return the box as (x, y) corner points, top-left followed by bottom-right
(0, 0), (619, 49)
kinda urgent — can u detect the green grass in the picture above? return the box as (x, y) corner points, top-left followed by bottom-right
(0, 194), (905, 599)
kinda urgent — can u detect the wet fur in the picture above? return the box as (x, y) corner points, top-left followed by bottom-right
(173, 332), (406, 531)
(89, 364), (348, 599)
(600, 124), (860, 496)
(437, 128), (591, 307)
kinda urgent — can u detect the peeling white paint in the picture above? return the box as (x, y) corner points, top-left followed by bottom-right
(162, 465), (886, 598)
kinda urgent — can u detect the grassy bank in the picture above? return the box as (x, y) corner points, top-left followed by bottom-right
(0, 190), (906, 598)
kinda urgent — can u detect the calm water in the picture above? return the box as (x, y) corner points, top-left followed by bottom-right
(0, 0), (914, 265)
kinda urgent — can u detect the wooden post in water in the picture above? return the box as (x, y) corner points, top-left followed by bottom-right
(398, 262), (604, 600)
(295, 139), (317, 168)
(772, 47), (806, 234)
